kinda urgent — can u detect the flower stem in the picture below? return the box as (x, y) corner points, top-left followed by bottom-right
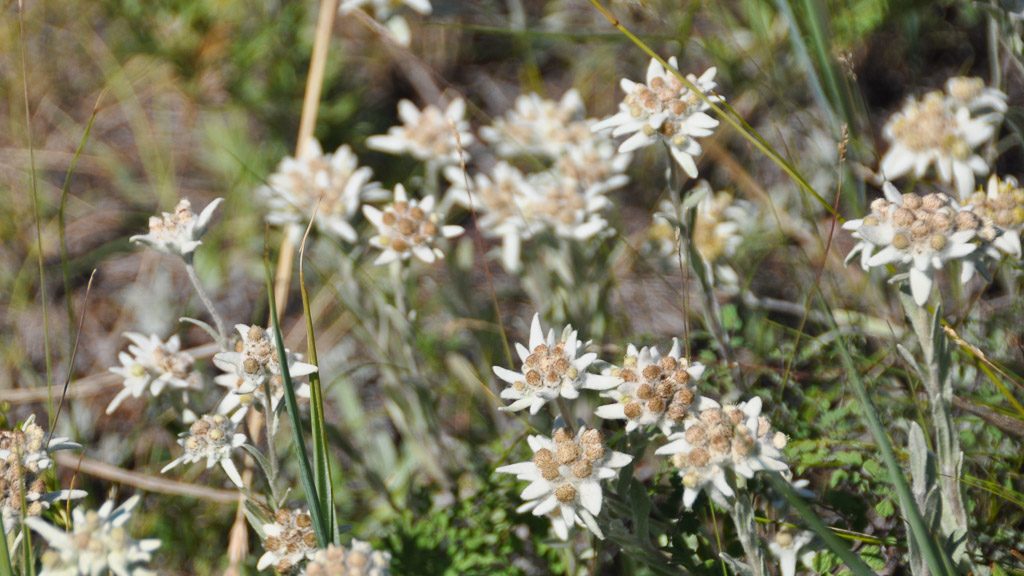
(730, 489), (767, 576)
(902, 296), (970, 546)
(556, 396), (577, 434)
(185, 261), (228, 346)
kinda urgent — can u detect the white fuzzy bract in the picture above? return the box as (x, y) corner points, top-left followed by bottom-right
(593, 56), (720, 178)
(258, 509), (318, 573)
(160, 414), (247, 488)
(367, 99), (472, 165)
(842, 182), (1007, 305)
(213, 324), (318, 397)
(480, 89), (593, 158)
(27, 496), (161, 576)
(362, 184), (463, 265)
(130, 198), (222, 259)
(492, 314), (620, 414)
(259, 138), (381, 243)
(1, 416), (84, 538)
(214, 369), (311, 425)
(655, 397), (789, 509)
(107, 332), (199, 414)
(497, 427), (632, 540)
(596, 340), (713, 436)
(302, 541), (391, 576)
(880, 79), (1005, 199)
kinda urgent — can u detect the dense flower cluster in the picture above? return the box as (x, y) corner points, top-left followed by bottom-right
(367, 99), (473, 165)
(107, 332), (199, 414)
(492, 314), (619, 414)
(497, 427), (632, 540)
(259, 138), (381, 243)
(302, 542), (391, 576)
(450, 90), (629, 271)
(130, 198), (222, 259)
(161, 413), (247, 488)
(843, 182), (1015, 305)
(258, 509), (319, 573)
(1, 417), (84, 537)
(880, 76), (1006, 198)
(596, 340), (713, 435)
(363, 184), (464, 265)
(27, 497), (161, 576)
(213, 324), (318, 396)
(594, 56), (721, 177)
(655, 398), (789, 508)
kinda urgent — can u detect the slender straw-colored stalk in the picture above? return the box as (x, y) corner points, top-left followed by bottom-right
(273, 0), (340, 315)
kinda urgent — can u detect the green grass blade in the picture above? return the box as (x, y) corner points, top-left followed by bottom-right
(827, 307), (955, 576)
(0, 513), (12, 576)
(58, 92), (104, 356)
(764, 472), (875, 576)
(263, 255), (329, 547)
(297, 215), (337, 542)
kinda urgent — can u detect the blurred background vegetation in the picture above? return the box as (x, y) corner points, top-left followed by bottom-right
(2, 0), (1023, 573)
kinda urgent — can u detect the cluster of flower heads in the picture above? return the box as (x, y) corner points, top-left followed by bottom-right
(649, 182), (755, 290)
(26, 496), (161, 576)
(259, 139), (382, 243)
(257, 509), (319, 573)
(129, 197), (223, 260)
(880, 76), (1007, 199)
(301, 541), (391, 576)
(844, 182), (1020, 305)
(107, 332), (199, 414)
(448, 89), (630, 271)
(368, 99), (473, 166)
(1, 416), (84, 539)
(161, 414), (247, 488)
(495, 314), (791, 541)
(593, 56), (721, 178)
(362, 184), (464, 265)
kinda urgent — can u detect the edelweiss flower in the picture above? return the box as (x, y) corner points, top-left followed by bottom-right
(213, 324), (318, 396)
(968, 175), (1024, 259)
(945, 76), (1008, 115)
(367, 99), (473, 165)
(843, 183), (987, 305)
(651, 184), (754, 288)
(497, 427), (632, 540)
(258, 509), (318, 573)
(302, 542), (391, 576)
(445, 162), (533, 271)
(480, 90), (594, 158)
(107, 332), (199, 414)
(1, 416), (84, 537)
(259, 138), (380, 243)
(655, 398), (789, 509)
(130, 197), (223, 259)
(362, 184), (463, 265)
(492, 314), (620, 414)
(767, 530), (816, 576)
(596, 340), (714, 435)
(160, 414), (247, 488)
(339, 0), (431, 46)
(593, 56), (720, 178)
(214, 369), (311, 424)
(27, 496), (161, 576)
(880, 89), (999, 199)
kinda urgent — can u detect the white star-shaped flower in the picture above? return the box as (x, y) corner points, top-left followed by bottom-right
(492, 314), (620, 415)
(161, 413), (247, 488)
(107, 332), (199, 414)
(362, 184), (463, 265)
(130, 197), (223, 259)
(497, 427), (632, 540)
